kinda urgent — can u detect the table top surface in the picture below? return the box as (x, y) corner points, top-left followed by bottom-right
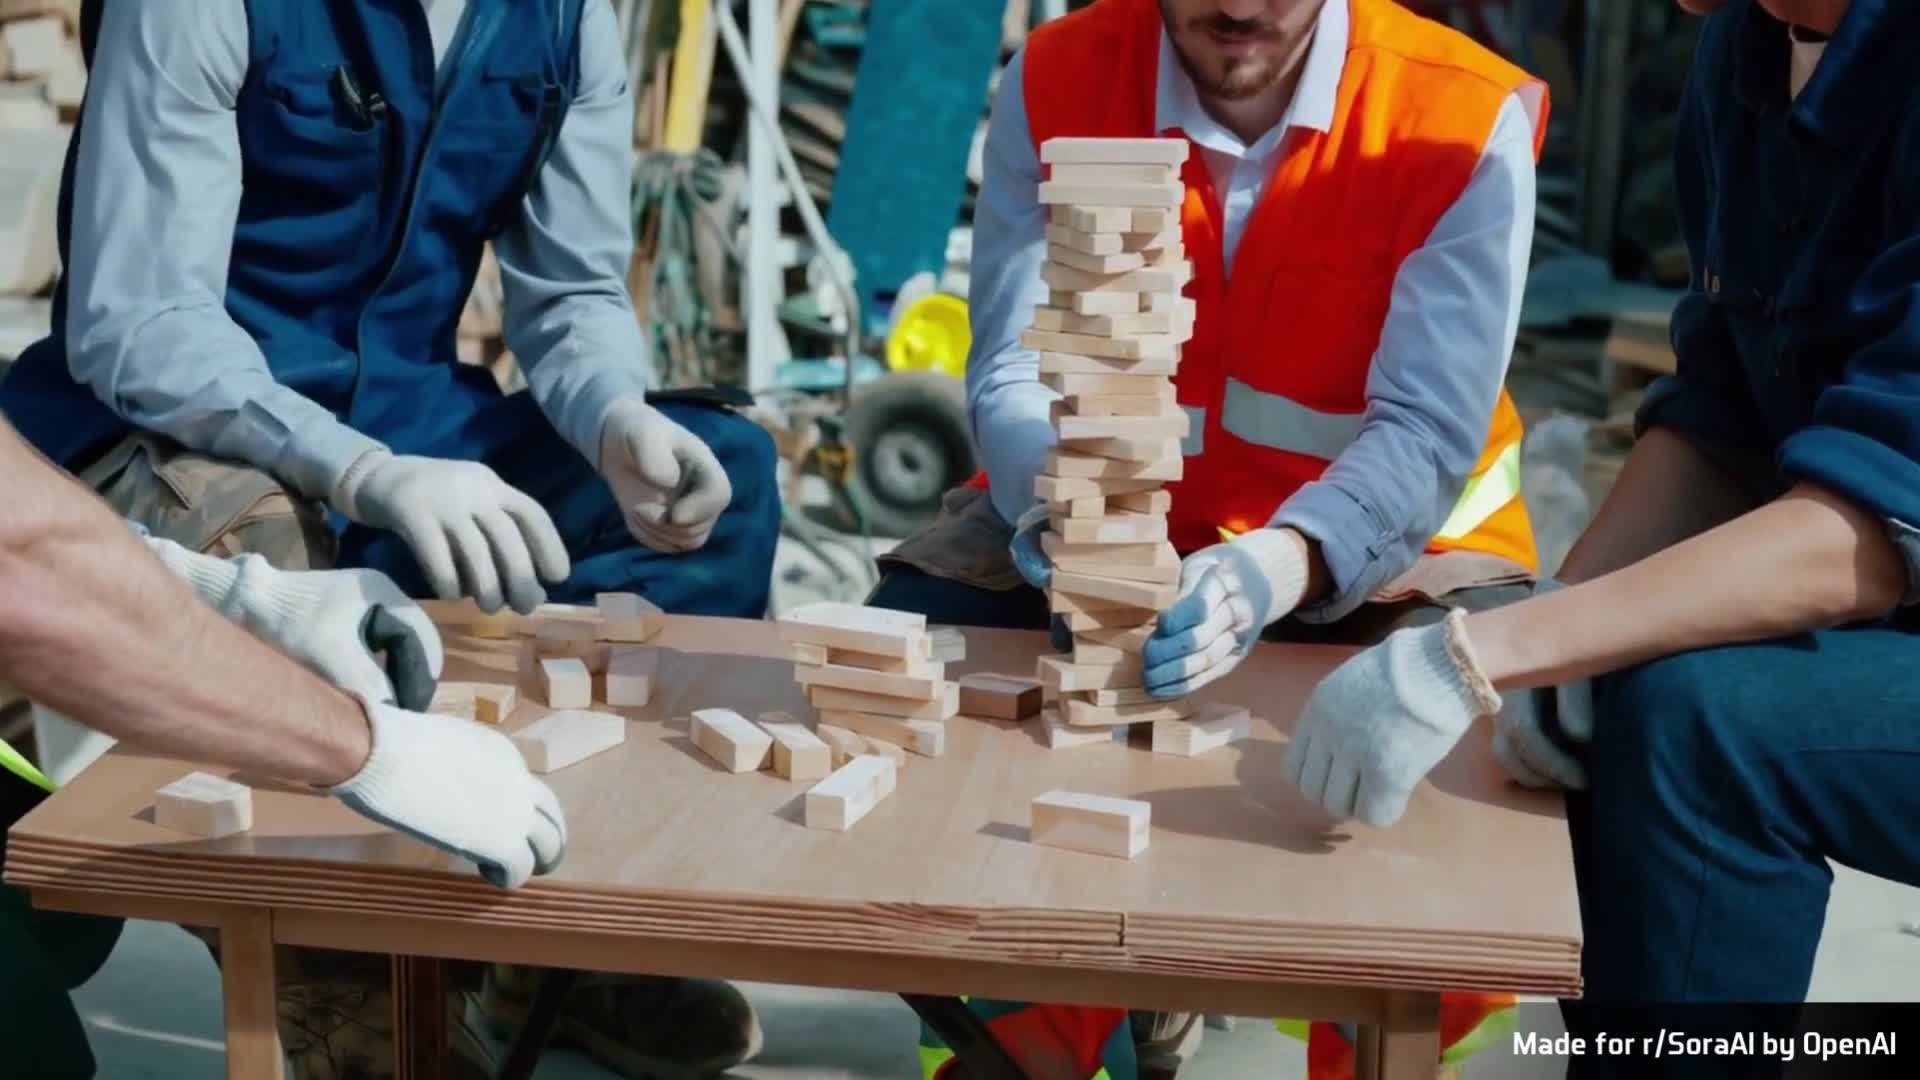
(5, 613), (1581, 996)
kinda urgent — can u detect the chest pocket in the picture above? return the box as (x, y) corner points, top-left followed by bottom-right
(238, 66), (388, 259)
(436, 56), (567, 236)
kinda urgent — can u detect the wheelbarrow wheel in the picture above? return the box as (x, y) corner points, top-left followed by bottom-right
(842, 371), (975, 539)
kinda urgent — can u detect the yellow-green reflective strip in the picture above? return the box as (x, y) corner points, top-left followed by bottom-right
(1440, 1005), (1516, 1063)
(0, 739), (53, 794)
(1434, 439), (1523, 541)
(919, 1045), (954, 1080)
(1274, 1017), (1312, 1042)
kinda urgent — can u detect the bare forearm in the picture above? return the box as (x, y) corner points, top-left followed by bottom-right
(1556, 426), (1760, 583)
(0, 428), (369, 786)
(1467, 481), (1908, 689)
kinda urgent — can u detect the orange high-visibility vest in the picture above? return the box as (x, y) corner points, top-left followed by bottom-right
(975, 0), (1545, 569)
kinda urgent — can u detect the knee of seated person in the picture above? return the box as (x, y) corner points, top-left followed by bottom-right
(1591, 648), (1755, 786)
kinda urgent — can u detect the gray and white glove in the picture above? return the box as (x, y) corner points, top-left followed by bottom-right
(1490, 578), (1593, 790)
(146, 537), (444, 711)
(332, 450), (571, 614)
(597, 398), (732, 553)
(330, 702), (567, 888)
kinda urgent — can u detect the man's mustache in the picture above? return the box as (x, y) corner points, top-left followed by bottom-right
(1191, 13), (1283, 39)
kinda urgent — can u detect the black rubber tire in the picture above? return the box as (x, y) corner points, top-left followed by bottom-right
(842, 371), (975, 539)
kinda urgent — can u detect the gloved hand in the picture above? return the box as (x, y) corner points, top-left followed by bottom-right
(1489, 579), (1593, 789)
(597, 398), (732, 553)
(1009, 503), (1055, 591)
(329, 701), (567, 888)
(1284, 607), (1501, 827)
(332, 451), (570, 614)
(146, 538), (444, 710)
(1141, 528), (1312, 699)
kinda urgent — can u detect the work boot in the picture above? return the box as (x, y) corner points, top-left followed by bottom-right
(1131, 1010), (1203, 1080)
(467, 963), (763, 1078)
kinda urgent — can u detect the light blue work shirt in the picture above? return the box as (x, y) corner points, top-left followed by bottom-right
(60, 0), (647, 500)
(968, 0), (1539, 620)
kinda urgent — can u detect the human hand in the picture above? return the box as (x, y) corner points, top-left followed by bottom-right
(1284, 608), (1501, 826)
(597, 398), (733, 553)
(1009, 503), (1055, 591)
(1141, 528), (1311, 699)
(332, 451), (570, 613)
(1492, 678), (1593, 790)
(328, 702), (567, 888)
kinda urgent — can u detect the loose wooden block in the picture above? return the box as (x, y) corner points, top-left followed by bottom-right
(814, 723), (871, 768)
(605, 647), (658, 707)
(470, 684), (517, 725)
(927, 627), (967, 663)
(1088, 685), (1159, 706)
(1033, 473), (1162, 503)
(788, 642), (830, 666)
(1049, 161), (1182, 184)
(1065, 696), (1190, 727)
(1043, 224), (1123, 256)
(1039, 708), (1114, 748)
(513, 709), (626, 773)
(595, 591), (662, 642)
(1036, 654), (1143, 693)
(527, 602), (599, 642)
(1053, 569), (1177, 610)
(779, 602), (929, 659)
(1038, 350), (1177, 378)
(1, 17), (65, 80)
(789, 643), (942, 678)
(691, 708), (774, 773)
(957, 673), (1044, 721)
(1037, 181), (1184, 209)
(1046, 243), (1146, 275)
(1040, 137), (1190, 166)
(793, 662), (943, 702)
(758, 713), (832, 781)
(1151, 704), (1253, 756)
(1051, 287), (1144, 316)
(466, 608), (517, 638)
(816, 708), (947, 757)
(530, 638), (610, 675)
(1056, 411), (1188, 442)
(1041, 370), (1176, 398)
(1048, 445), (1181, 483)
(1109, 489), (1172, 515)
(1040, 261), (1190, 298)
(153, 772), (253, 839)
(1030, 790), (1150, 859)
(858, 735), (909, 770)
(804, 755), (896, 832)
(540, 657), (592, 709)
(428, 683), (477, 720)
(1051, 541), (1180, 585)
(1051, 513), (1168, 546)
(806, 682), (961, 721)
(1043, 534), (1171, 567)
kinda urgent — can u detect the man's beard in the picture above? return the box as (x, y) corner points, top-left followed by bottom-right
(1161, 3), (1298, 101)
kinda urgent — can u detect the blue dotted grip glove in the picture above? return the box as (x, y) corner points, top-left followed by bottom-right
(1141, 528), (1312, 699)
(1008, 504), (1073, 652)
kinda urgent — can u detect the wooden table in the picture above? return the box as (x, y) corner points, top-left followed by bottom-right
(3, 615), (1581, 1080)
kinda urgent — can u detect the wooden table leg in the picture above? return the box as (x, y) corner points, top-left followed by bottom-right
(392, 954), (449, 1080)
(1354, 992), (1442, 1080)
(219, 908), (283, 1080)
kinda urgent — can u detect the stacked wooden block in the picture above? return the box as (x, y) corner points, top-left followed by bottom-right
(0, 2), (83, 127)
(1027, 136), (1198, 742)
(781, 602), (956, 760)
(0, 3), (79, 298)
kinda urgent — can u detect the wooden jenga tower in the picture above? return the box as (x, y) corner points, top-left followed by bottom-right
(1024, 136), (1197, 740)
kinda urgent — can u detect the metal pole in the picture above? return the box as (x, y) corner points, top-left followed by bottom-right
(1579, 1), (1633, 257)
(744, 0), (783, 393)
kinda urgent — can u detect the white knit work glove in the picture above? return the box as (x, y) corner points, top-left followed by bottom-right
(596, 398), (733, 553)
(332, 451), (571, 614)
(1141, 528), (1313, 699)
(1285, 607), (1501, 827)
(1492, 678), (1594, 791)
(145, 537), (444, 712)
(329, 702), (567, 888)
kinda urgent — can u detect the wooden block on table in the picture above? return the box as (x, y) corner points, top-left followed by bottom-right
(816, 708), (947, 758)
(788, 643), (942, 678)
(540, 657), (592, 709)
(465, 684), (517, 724)
(428, 683), (477, 720)
(1056, 411), (1188, 443)
(1030, 790), (1150, 859)
(804, 755), (896, 832)
(1152, 704), (1252, 756)
(1039, 261), (1189, 296)
(153, 772), (252, 839)
(789, 642), (830, 666)
(1042, 534), (1170, 568)
(779, 602), (929, 659)
(1039, 708), (1114, 748)
(1050, 287), (1143, 316)
(1037, 181), (1183, 209)
(1036, 654), (1143, 693)
(1040, 137), (1190, 166)
(465, 608), (517, 638)
(1053, 568), (1177, 610)
(1041, 370), (1175, 398)
(605, 646), (658, 707)
(957, 673), (1043, 721)
(794, 662), (943, 702)
(1049, 161), (1181, 184)
(927, 627), (967, 663)
(855, 735), (909, 770)
(595, 591), (662, 642)
(526, 602), (599, 642)
(1050, 513), (1167, 545)
(813, 723), (870, 768)
(513, 709), (626, 773)
(758, 713), (832, 781)
(807, 681), (960, 721)
(1051, 541), (1180, 585)
(691, 708), (773, 773)
(1046, 243), (1145, 275)
(1033, 473), (1162, 503)
(1109, 489), (1173, 515)
(1088, 684), (1158, 706)
(1065, 696), (1190, 727)
(1043, 224), (1123, 256)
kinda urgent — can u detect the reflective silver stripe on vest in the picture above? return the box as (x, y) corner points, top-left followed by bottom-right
(1219, 377), (1364, 459)
(1180, 405), (1206, 456)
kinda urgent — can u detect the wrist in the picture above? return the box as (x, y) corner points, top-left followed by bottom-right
(331, 448), (394, 520)
(145, 535), (244, 612)
(1231, 527), (1316, 623)
(314, 689), (376, 788)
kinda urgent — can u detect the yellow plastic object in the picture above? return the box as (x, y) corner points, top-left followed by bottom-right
(886, 293), (971, 378)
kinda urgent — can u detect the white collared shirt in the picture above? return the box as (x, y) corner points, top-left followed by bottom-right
(964, 0), (1540, 620)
